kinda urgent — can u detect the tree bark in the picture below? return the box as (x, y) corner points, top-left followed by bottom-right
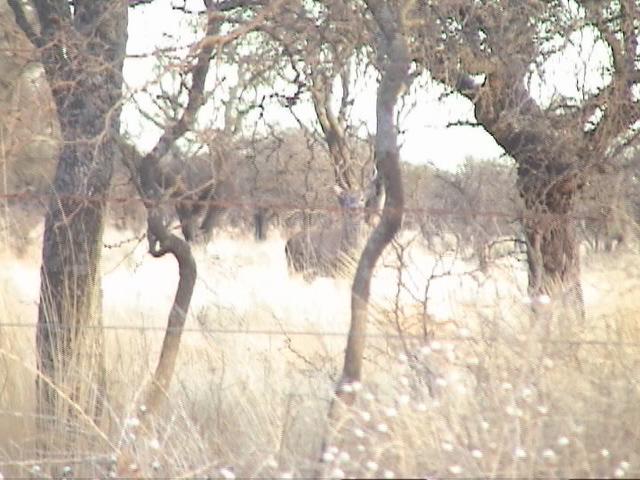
(337, 0), (409, 402)
(519, 180), (584, 326)
(462, 71), (587, 325)
(316, 5), (409, 477)
(7, 0), (128, 455)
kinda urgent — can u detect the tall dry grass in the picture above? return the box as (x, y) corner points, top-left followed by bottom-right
(0, 225), (639, 478)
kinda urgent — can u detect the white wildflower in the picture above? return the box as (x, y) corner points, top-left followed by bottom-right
(514, 447), (527, 459)
(601, 449), (610, 458)
(338, 451), (350, 463)
(471, 449), (483, 459)
(557, 436), (570, 447)
(322, 451), (335, 463)
(220, 468), (235, 480)
(341, 383), (353, 393)
(383, 469), (395, 478)
(448, 465), (463, 474)
(125, 416), (140, 428)
(330, 467), (344, 479)
(365, 461), (378, 472)
(538, 294), (551, 305)
(376, 423), (389, 433)
(385, 407), (398, 417)
(441, 442), (454, 452)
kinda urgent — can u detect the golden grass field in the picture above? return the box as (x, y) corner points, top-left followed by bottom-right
(1, 225), (640, 478)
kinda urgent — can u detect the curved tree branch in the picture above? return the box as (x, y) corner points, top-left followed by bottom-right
(338, 0), (409, 402)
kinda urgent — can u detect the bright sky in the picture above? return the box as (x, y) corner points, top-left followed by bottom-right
(123, 0), (611, 171)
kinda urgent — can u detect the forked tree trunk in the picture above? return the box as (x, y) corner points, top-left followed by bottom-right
(7, 1), (128, 455)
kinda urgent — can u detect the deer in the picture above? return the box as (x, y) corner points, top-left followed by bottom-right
(285, 181), (379, 279)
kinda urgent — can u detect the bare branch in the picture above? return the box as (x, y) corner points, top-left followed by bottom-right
(7, 0), (41, 47)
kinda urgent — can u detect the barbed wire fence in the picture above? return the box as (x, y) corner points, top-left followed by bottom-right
(1, 187), (638, 345)
(0, 185), (640, 479)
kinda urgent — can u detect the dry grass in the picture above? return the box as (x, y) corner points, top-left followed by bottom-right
(0, 226), (639, 478)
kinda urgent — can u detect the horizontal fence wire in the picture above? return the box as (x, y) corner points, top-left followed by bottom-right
(0, 190), (618, 223)
(0, 322), (638, 347)
(0, 190), (636, 348)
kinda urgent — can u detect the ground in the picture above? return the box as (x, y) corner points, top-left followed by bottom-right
(0, 225), (639, 478)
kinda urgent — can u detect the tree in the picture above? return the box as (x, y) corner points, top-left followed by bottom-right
(7, 0), (128, 454)
(6, 0), (287, 464)
(415, 1), (640, 324)
(337, 0), (410, 399)
(263, 0), (379, 216)
(113, 2), (287, 474)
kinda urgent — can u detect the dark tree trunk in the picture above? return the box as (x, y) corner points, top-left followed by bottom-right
(459, 70), (588, 327)
(254, 207), (268, 241)
(7, 0), (128, 455)
(518, 162), (585, 327)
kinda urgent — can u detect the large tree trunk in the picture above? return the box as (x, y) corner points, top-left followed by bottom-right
(455, 69), (588, 328)
(6, 0), (129, 455)
(518, 163), (585, 328)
